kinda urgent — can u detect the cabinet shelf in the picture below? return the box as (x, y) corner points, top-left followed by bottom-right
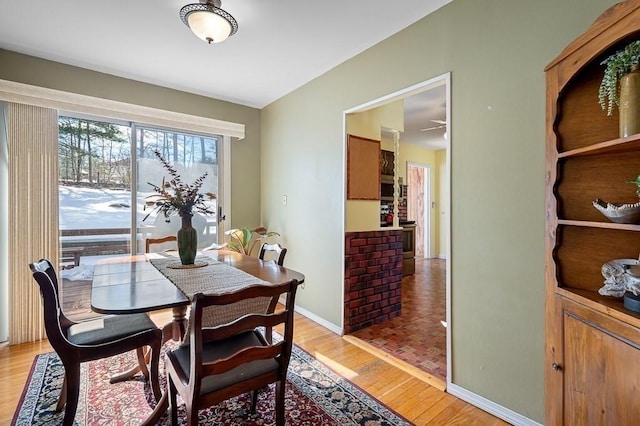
(558, 133), (640, 158)
(557, 287), (640, 330)
(558, 219), (640, 231)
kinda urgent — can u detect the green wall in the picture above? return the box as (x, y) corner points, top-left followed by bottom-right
(260, 0), (619, 422)
(0, 0), (624, 420)
(0, 49), (262, 229)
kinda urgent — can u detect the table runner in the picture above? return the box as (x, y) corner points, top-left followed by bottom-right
(149, 254), (272, 343)
(149, 254), (269, 295)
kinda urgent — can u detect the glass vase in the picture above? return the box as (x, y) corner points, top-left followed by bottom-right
(177, 214), (197, 265)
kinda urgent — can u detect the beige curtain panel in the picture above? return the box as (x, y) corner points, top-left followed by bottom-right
(8, 102), (58, 344)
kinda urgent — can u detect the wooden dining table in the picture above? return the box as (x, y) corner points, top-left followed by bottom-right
(90, 249), (305, 425)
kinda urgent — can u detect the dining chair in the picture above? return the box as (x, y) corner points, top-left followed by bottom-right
(165, 279), (299, 426)
(29, 259), (163, 426)
(258, 242), (287, 266)
(145, 235), (177, 253)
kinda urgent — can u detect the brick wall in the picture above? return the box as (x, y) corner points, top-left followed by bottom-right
(344, 229), (403, 334)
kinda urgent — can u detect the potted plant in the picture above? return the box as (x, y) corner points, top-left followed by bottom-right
(598, 40), (640, 136)
(144, 151), (216, 265)
(224, 227), (280, 256)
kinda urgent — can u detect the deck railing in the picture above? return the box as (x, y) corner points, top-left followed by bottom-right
(60, 228), (132, 266)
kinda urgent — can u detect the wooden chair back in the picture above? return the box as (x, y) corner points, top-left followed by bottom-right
(145, 235), (177, 253)
(258, 243), (287, 266)
(29, 259), (75, 350)
(29, 259), (163, 425)
(165, 279), (299, 425)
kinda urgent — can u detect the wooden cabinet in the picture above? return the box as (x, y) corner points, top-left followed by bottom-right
(545, 1), (640, 423)
(560, 299), (640, 425)
(381, 149), (394, 176)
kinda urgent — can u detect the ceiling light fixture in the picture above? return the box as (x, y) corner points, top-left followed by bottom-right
(180, 0), (238, 44)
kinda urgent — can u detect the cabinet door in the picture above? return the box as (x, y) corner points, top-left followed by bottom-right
(381, 150), (394, 175)
(563, 301), (640, 424)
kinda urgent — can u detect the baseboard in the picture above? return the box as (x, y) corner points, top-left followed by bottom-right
(292, 303), (540, 425)
(446, 383), (542, 426)
(292, 303), (342, 335)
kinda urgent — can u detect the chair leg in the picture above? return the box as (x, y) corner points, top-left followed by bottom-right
(186, 403), (199, 426)
(148, 339), (162, 402)
(136, 346), (150, 379)
(62, 364), (81, 426)
(55, 374), (67, 412)
(275, 379), (286, 426)
(250, 385), (270, 413)
(250, 389), (258, 413)
(167, 375), (178, 426)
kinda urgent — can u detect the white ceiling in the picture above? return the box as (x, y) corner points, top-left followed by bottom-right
(0, 0), (449, 149)
(401, 85), (447, 150)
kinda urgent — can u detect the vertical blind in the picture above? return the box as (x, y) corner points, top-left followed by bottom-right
(8, 103), (58, 344)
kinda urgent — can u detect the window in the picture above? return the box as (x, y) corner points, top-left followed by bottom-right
(58, 115), (221, 318)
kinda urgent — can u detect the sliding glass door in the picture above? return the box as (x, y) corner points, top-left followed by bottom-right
(135, 125), (219, 253)
(58, 115), (220, 318)
(58, 117), (133, 270)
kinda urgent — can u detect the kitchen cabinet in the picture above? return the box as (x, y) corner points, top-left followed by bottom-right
(545, 1), (640, 423)
(380, 149), (394, 176)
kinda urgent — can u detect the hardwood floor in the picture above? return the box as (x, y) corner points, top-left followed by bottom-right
(0, 309), (508, 425)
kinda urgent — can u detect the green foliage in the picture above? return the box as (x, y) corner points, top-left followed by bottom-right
(627, 174), (640, 197)
(224, 227), (280, 256)
(599, 40), (640, 116)
(58, 117), (129, 184)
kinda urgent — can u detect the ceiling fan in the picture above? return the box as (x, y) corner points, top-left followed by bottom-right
(420, 119), (447, 132)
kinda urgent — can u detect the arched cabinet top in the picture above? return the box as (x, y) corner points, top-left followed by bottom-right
(546, 0), (640, 92)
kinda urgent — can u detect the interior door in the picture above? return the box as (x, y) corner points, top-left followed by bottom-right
(407, 162), (431, 258)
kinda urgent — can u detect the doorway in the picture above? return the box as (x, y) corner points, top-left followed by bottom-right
(343, 73), (451, 387)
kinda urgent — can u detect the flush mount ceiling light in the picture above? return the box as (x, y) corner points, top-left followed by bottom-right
(180, 0), (238, 44)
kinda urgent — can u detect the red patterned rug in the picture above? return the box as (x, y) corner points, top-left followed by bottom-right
(12, 341), (412, 425)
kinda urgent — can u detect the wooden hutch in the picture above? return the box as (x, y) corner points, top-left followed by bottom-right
(545, 1), (640, 423)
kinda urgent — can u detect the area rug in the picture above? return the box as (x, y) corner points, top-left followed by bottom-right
(12, 342), (413, 425)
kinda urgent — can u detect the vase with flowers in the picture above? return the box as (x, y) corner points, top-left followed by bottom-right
(143, 151), (216, 265)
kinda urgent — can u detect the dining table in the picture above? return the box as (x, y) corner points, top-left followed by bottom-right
(90, 249), (305, 425)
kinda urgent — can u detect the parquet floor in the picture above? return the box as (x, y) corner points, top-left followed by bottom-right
(350, 259), (447, 382)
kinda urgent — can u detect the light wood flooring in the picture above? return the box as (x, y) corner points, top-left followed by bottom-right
(0, 309), (509, 425)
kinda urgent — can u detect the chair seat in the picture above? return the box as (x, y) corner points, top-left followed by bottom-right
(67, 313), (158, 346)
(170, 330), (279, 395)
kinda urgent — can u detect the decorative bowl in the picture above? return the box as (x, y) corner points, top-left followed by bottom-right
(593, 198), (640, 224)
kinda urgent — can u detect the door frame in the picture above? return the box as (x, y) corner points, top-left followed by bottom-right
(343, 72), (452, 385)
